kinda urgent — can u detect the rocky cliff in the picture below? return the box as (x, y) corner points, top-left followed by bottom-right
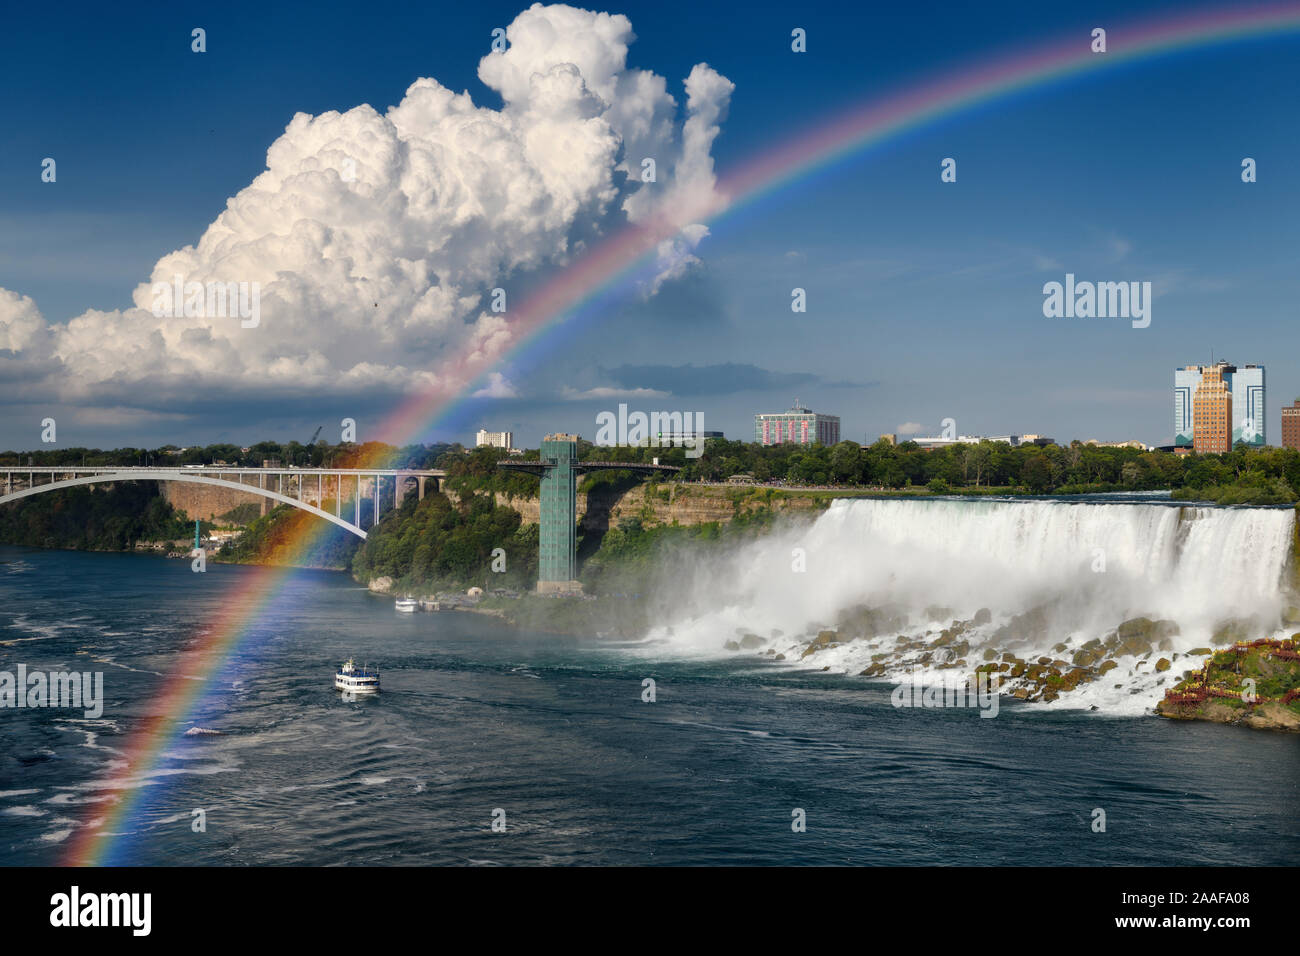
(159, 480), (266, 522)
(446, 483), (827, 531)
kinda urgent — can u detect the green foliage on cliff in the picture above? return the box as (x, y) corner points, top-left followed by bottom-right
(0, 482), (191, 550)
(440, 445), (540, 498)
(351, 491), (538, 591)
(216, 502), (263, 525)
(214, 504), (362, 570)
(579, 506), (780, 595)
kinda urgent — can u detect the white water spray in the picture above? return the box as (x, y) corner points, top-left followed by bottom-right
(646, 498), (1297, 715)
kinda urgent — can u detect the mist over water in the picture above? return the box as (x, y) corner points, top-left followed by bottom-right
(645, 498), (1297, 714)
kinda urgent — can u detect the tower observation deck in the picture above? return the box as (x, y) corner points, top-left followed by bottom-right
(497, 435), (679, 593)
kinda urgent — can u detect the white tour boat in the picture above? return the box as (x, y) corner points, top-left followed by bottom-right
(395, 597), (419, 612)
(334, 658), (380, 694)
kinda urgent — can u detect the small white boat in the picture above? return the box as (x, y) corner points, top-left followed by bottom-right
(334, 658), (380, 694)
(395, 597), (418, 612)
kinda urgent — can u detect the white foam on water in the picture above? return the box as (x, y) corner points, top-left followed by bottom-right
(644, 498), (1296, 715)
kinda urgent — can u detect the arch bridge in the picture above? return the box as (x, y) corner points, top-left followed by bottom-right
(0, 465), (446, 540)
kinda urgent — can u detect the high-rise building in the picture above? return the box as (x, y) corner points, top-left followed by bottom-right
(1232, 364), (1266, 445)
(1192, 364), (1232, 454)
(1282, 399), (1300, 450)
(1174, 362), (1265, 449)
(476, 429), (514, 450)
(755, 401), (840, 446)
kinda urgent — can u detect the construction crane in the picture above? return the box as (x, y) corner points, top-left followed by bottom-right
(302, 426), (322, 466)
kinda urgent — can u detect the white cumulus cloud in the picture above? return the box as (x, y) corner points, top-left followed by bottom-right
(1, 3), (733, 411)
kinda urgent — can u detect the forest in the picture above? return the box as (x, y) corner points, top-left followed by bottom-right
(0, 482), (193, 551)
(350, 491), (538, 592)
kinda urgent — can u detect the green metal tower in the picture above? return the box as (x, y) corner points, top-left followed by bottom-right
(538, 434), (579, 588)
(496, 437), (680, 594)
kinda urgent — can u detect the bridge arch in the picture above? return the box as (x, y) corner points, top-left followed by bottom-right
(0, 472), (368, 539)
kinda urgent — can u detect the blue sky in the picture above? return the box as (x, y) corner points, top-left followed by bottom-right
(1, 0), (1298, 450)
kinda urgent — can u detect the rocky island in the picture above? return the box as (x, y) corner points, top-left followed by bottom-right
(1157, 638), (1300, 732)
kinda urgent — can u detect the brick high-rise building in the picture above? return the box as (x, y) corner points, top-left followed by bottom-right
(1192, 364), (1232, 454)
(1175, 361), (1265, 449)
(1282, 399), (1300, 450)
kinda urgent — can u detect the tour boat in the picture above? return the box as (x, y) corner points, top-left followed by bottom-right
(334, 658), (380, 694)
(395, 597), (419, 612)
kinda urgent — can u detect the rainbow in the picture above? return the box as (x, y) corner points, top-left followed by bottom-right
(63, 2), (1300, 865)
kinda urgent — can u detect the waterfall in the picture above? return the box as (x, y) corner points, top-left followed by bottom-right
(645, 497), (1297, 714)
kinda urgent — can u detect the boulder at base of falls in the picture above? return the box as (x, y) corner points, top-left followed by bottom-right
(1242, 703), (1300, 732)
(835, 605), (905, 639)
(1113, 617), (1180, 657)
(1072, 647), (1101, 667)
(739, 633), (764, 650)
(989, 604), (1053, 646)
(800, 630), (839, 659)
(1211, 619), (1252, 645)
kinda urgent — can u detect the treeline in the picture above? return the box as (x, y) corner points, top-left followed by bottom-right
(352, 491), (538, 592)
(489, 437), (1296, 503)
(381, 435), (1300, 505)
(438, 445), (645, 498)
(675, 438), (1186, 491)
(440, 445), (540, 498)
(0, 483), (192, 551)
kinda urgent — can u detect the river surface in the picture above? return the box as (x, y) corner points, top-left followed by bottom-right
(0, 545), (1297, 865)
